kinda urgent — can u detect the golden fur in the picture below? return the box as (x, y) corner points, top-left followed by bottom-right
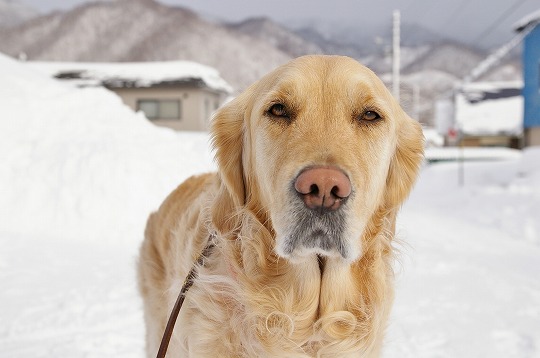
(138, 55), (424, 357)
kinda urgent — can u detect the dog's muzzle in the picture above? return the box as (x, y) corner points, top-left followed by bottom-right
(276, 166), (355, 261)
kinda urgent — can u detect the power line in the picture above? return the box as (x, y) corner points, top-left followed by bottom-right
(439, 0), (471, 30)
(470, 0), (528, 45)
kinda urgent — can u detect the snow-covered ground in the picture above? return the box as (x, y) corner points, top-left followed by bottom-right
(1, 53), (539, 357)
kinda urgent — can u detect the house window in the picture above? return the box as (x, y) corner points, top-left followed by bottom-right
(137, 99), (181, 120)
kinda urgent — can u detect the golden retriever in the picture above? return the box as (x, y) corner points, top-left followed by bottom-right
(138, 55), (424, 357)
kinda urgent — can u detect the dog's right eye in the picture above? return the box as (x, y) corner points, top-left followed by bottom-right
(267, 103), (289, 119)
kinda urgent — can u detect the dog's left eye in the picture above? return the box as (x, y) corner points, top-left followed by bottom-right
(268, 103), (289, 118)
(360, 110), (381, 121)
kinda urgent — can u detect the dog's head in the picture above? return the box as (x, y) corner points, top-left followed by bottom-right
(212, 55), (423, 263)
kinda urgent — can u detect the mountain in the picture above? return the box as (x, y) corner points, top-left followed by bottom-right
(0, 0), (39, 28)
(403, 42), (485, 77)
(226, 17), (322, 58)
(291, 20), (447, 59)
(293, 26), (369, 61)
(0, 0), (293, 90)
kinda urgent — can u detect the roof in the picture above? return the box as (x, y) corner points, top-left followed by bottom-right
(455, 81), (523, 136)
(514, 9), (540, 32)
(27, 61), (233, 93)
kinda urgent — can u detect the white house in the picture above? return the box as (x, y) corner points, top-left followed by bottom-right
(436, 81), (523, 147)
(28, 61), (232, 131)
(455, 81), (523, 147)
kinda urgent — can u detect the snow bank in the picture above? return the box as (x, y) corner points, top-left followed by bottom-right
(0, 53), (215, 243)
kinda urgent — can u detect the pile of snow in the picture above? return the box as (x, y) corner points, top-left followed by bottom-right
(0, 53), (215, 243)
(28, 60), (233, 93)
(1, 52), (539, 357)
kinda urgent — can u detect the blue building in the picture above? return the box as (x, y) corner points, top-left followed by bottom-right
(516, 10), (540, 146)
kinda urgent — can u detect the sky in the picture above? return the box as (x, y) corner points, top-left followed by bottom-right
(19, 0), (540, 48)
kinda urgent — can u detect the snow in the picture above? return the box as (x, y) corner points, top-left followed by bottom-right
(1, 53), (540, 357)
(27, 60), (233, 93)
(386, 148), (540, 357)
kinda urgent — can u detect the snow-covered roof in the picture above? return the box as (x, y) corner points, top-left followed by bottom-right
(28, 60), (233, 93)
(455, 81), (523, 136)
(514, 9), (540, 32)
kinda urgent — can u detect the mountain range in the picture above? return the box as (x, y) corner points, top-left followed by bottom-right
(0, 0), (522, 125)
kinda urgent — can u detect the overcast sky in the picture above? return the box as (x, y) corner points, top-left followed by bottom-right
(20, 0), (540, 48)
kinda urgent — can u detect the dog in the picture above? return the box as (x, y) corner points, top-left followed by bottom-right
(138, 55), (424, 357)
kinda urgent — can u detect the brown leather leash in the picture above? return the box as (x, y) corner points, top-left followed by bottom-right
(156, 238), (215, 358)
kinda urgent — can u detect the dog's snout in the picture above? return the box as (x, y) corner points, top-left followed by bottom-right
(294, 166), (351, 211)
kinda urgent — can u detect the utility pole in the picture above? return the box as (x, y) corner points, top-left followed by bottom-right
(392, 9), (401, 103)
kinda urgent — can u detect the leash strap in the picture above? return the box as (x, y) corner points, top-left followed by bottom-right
(156, 240), (215, 358)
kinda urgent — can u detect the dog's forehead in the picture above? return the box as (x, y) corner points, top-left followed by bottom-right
(261, 56), (387, 101)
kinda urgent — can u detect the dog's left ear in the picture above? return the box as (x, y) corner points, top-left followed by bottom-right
(210, 94), (248, 234)
(384, 110), (424, 209)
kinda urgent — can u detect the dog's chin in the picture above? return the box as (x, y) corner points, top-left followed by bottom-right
(274, 213), (363, 264)
(276, 242), (347, 264)
(271, 195), (367, 264)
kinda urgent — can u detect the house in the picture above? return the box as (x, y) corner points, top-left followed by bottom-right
(453, 81), (523, 148)
(28, 61), (232, 131)
(515, 9), (540, 146)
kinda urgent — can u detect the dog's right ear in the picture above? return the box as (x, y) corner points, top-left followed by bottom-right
(210, 95), (247, 234)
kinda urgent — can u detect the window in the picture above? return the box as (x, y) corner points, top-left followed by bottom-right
(137, 99), (181, 120)
(160, 100), (180, 119)
(138, 100), (159, 119)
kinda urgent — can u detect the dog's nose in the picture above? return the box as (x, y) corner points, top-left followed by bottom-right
(294, 166), (351, 211)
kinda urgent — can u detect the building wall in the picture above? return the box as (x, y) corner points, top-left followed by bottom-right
(523, 25), (540, 133)
(461, 135), (520, 148)
(526, 127), (540, 146)
(112, 87), (226, 131)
